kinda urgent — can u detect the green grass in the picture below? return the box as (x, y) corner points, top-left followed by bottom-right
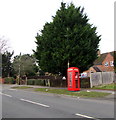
(92, 83), (116, 90)
(34, 88), (110, 98)
(12, 86), (33, 89)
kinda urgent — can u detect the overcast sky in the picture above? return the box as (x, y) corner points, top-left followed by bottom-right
(0, 0), (115, 55)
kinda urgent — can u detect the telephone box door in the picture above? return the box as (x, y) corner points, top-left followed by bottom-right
(67, 67), (80, 91)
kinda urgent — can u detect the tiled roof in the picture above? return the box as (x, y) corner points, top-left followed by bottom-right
(93, 66), (102, 72)
(94, 53), (107, 65)
(94, 51), (116, 65)
(110, 51), (116, 57)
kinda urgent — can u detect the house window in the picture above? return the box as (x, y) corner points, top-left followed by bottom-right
(110, 61), (114, 66)
(104, 62), (109, 67)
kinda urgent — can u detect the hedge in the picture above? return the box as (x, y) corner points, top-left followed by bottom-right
(4, 77), (16, 84)
(27, 77), (90, 88)
(27, 79), (46, 86)
(80, 77), (90, 88)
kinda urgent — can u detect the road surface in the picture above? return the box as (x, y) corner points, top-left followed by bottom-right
(1, 85), (115, 119)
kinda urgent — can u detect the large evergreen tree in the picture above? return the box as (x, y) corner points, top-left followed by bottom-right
(34, 2), (101, 76)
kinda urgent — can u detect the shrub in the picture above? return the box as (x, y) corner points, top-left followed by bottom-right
(27, 77), (90, 88)
(80, 77), (90, 88)
(34, 79), (45, 86)
(27, 79), (46, 86)
(4, 77), (16, 84)
(27, 79), (35, 85)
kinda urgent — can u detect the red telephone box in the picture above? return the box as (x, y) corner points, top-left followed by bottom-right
(67, 67), (80, 91)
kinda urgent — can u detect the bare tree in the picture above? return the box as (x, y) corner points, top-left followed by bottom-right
(0, 36), (9, 53)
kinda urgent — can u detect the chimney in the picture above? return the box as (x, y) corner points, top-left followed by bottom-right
(97, 50), (101, 57)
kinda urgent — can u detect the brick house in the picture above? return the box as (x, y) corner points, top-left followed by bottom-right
(84, 51), (115, 76)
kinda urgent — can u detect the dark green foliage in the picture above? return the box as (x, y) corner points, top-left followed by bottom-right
(4, 77), (15, 84)
(2, 51), (14, 77)
(34, 2), (101, 76)
(27, 79), (45, 86)
(34, 79), (45, 85)
(80, 77), (90, 88)
(27, 77), (90, 88)
(27, 79), (35, 85)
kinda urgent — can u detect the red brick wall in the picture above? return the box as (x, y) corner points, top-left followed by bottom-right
(0, 78), (4, 84)
(83, 67), (97, 76)
(96, 53), (114, 72)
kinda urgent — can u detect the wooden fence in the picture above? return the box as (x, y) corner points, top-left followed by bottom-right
(27, 76), (90, 88)
(90, 72), (115, 88)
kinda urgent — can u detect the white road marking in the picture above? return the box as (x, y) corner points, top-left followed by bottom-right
(0, 92), (12, 97)
(75, 113), (100, 120)
(20, 98), (50, 108)
(9, 89), (17, 91)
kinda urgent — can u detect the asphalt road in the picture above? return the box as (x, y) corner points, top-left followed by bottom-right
(1, 85), (115, 119)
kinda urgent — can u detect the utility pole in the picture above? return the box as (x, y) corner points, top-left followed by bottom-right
(68, 60), (69, 68)
(18, 53), (21, 85)
(66, 27), (70, 69)
(18, 64), (20, 85)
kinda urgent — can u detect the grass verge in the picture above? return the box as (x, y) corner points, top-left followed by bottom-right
(34, 88), (111, 98)
(12, 86), (33, 89)
(92, 83), (116, 90)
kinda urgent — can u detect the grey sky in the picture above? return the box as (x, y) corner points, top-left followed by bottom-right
(0, 0), (114, 55)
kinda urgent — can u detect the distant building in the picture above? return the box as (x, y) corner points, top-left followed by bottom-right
(84, 51), (115, 76)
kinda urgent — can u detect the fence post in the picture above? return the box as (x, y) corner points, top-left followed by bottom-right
(99, 72), (103, 85)
(90, 72), (93, 88)
(48, 79), (50, 87)
(25, 77), (27, 85)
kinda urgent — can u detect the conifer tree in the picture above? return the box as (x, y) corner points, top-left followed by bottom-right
(34, 2), (101, 76)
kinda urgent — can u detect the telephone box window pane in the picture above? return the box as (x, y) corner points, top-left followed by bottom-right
(75, 72), (78, 88)
(69, 72), (72, 88)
